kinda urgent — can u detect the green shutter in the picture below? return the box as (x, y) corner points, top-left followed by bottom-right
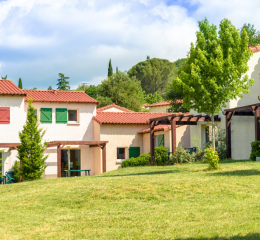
(56, 108), (67, 123)
(40, 108), (52, 123)
(158, 134), (164, 147)
(129, 147), (140, 158)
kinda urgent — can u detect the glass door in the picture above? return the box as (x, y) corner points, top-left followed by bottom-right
(61, 149), (81, 177)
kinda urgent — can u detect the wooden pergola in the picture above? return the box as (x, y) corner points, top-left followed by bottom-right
(148, 114), (221, 164)
(223, 103), (260, 159)
(0, 140), (108, 181)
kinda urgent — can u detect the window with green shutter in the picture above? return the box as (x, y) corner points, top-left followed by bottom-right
(56, 108), (67, 123)
(40, 108), (52, 123)
(129, 147), (140, 158)
(158, 134), (164, 147)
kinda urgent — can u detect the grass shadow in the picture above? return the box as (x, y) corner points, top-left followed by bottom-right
(97, 170), (181, 178)
(209, 169), (260, 176)
(175, 233), (260, 239)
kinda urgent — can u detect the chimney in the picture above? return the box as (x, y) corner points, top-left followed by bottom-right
(53, 90), (57, 95)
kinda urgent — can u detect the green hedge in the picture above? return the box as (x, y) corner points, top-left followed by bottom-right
(250, 141), (260, 161)
(121, 146), (168, 168)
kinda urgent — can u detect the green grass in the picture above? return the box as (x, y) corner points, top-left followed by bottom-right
(1, 161), (260, 239)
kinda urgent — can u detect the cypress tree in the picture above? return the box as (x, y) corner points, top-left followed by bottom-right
(108, 59), (113, 77)
(116, 66), (118, 73)
(17, 100), (48, 181)
(48, 86), (53, 90)
(18, 78), (23, 89)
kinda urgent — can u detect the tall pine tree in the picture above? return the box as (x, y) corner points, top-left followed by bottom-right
(108, 59), (113, 77)
(48, 86), (53, 90)
(17, 100), (48, 181)
(18, 78), (23, 89)
(57, 73), (70, 90)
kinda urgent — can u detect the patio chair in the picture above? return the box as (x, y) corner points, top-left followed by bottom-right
(4, 171), (16, 184)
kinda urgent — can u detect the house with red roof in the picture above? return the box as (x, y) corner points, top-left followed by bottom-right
(145, 100), (183, 113)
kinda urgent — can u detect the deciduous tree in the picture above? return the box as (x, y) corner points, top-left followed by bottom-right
(173, 18), (253, 148)
(241, 23), (260, 47)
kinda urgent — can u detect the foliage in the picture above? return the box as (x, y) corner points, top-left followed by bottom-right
(173, 18), (253, 148)
(57, 73), (70, 90)
(48, 86), (52, 90)
(241, 23), (260, 47)
(97, 71), (143, 111)
(204, 148), (219, 170)
(128, 58), (174, 94)
(169, 146), (195, 164)
(154, 146), (169, 165)
(121, 154), (150, 168)
(18, 78), (23, 89)
(85, 85), (99, 99)
(250, 141), (260, 161)
(108, 59), (113, 77)
(17, 100), (48, 181)
(1, 75), (7, 79)
(215, 127), (227, 160)
(0, 150), (3, 177)
(144, 91), (162, 105)
(13, 160), (20, 182)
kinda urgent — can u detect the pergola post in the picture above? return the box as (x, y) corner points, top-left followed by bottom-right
(171, 120), (176, 154)
(102, 145), (106, 173)
(255, 108), (260, 141)
(57, 145), (62, 178)
(150, 123), (155, 165)
(226, 113), (232, 159)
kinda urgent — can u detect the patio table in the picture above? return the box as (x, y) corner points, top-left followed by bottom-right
(65, 169), (91, 177)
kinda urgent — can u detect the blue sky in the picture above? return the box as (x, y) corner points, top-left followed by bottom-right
(0, 0), (259, 89)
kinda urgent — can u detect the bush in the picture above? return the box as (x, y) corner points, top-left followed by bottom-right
(250, 141), (260, 161)
(121, 153), (150, 168)
(169, 147), (195, 164)
(13, 160), (20, 182)
(204, 148), (219, 170)
(154, 146), (168, 165)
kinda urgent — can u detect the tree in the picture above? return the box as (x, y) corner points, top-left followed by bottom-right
(128, 58), (174, 95)
(1, 75), (7, 79)
(241, 23), (260, 47)
(17, 100), (48, 181)
(173, 18), (253, 148)
(48, 86), (53, 90)
(108, 59), (113, 77)
(147, 55), (150, 59)
(144, 91), (162, 105)
(85, 85), (99, 99)
(18, 78), (23, 89)
(57, 73), (70, 90)
(97, 71), (143, 111)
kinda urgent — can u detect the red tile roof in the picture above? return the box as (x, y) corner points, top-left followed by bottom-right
(24, 90), (99, 104)
(249, 45), (260, 53)
(0, 80), (26, 96)
(97, 103), (134, 112)
(138, 124), (182, 134)
(145, 100), (182, 108)
(93, 112), (186, 125)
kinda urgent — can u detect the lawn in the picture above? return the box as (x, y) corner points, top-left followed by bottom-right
(1, 161), (260, 240)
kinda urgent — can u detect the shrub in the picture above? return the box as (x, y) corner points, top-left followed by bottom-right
(250, 141), (260, 161)
(121, 153), (150, 168)
(169, 147), (195, 164)
(204, 148), (219, 170)
(154, 146), (168, 165)
(13, 160), (20, 182)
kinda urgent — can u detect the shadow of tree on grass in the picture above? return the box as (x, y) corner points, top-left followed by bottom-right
(209, 169), (260, 176)
(175, 233), (260, 240)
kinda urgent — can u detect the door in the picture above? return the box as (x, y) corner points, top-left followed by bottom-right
(61, 149), (81, 177)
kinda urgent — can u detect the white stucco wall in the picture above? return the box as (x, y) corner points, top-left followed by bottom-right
(101, 107), (125, 112)
(99, 124), (147, 172)
(148, 105), (170, 113)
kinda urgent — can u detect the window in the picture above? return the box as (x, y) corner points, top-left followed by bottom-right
(157, 134), (164, 147)
(68, 110), (78, 122)
(40, 108), (52, 123)
(0, 107), (10, 124)
(117, 148), (126, 162)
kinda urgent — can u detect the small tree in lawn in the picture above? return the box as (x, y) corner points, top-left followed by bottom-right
(57, 73), (70, 90)
(17, 100), (47, 181)
(173, 18), (254, 148)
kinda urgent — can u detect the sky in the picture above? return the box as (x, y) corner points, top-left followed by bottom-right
(0, 0), (260, 89)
